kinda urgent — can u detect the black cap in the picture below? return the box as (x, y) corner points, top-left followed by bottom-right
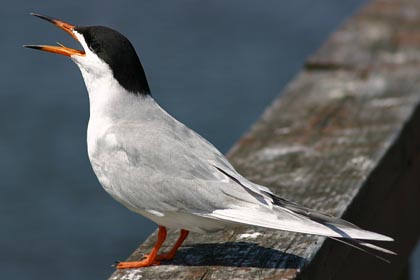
(75, 26), (151, 96)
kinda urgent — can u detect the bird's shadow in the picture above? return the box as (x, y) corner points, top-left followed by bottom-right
(161, 242), (306, 269)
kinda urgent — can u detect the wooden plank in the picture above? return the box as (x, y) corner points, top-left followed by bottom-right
(110, 0), (420, 278)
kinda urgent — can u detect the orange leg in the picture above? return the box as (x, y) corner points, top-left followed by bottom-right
(154, 229), (189, 261)
(116, 226), (167, 269)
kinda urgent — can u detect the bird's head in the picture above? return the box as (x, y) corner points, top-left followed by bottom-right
(24, 13), (150, 96)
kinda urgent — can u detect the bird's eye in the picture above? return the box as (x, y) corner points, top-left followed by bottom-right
(89, 41), (102, 53)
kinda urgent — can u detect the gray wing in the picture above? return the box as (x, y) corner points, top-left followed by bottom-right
(91, 113), (273, 215)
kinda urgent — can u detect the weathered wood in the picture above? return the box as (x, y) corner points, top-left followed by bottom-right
(110, 0), (420, 279)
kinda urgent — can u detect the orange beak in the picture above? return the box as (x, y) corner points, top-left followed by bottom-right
(24, 13), (85, 57)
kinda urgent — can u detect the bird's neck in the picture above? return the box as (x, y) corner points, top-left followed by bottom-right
(72, 52), (151, 120)
(75, 63), (139, 120)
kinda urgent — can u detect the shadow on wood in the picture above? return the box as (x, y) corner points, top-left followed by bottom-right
(162, 242), (306, 268)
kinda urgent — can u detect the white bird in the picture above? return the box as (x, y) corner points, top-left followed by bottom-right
(25, 13), (395, 269)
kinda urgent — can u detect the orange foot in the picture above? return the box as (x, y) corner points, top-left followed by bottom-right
(116, 259), (160, 269)
(116, 225), (167, 269)
(115, 227), (189, 269)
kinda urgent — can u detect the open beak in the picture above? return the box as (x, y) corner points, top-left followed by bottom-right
(24, 13), (85, 57)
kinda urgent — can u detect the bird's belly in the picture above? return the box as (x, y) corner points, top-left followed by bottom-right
(136, 209), (240, 233)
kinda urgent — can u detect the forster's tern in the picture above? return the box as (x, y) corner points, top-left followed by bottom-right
(25, 13), (395, 269)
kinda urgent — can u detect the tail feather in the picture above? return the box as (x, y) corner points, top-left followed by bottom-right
(329, 237), (396, 263)
(199, 204), (394, 258)
(354, 240), (396, 255)
(202, 207), (392, 241)
(264, 192), (394, 243)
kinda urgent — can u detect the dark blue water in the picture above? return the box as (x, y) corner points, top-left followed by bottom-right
(1, 1), (419, 279)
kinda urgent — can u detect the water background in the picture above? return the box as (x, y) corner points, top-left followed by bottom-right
(1, 1), (419, 279)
